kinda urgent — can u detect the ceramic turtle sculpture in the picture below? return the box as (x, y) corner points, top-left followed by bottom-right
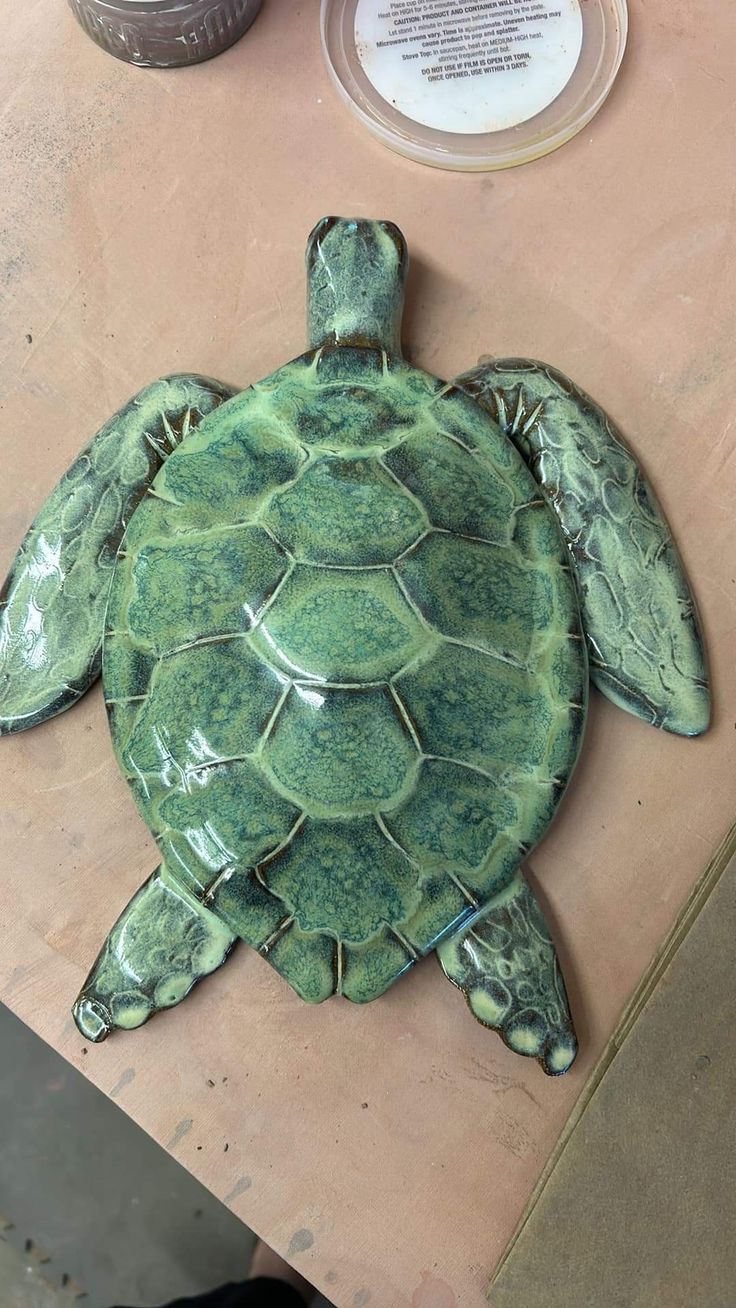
(0, 218), (709, 1075)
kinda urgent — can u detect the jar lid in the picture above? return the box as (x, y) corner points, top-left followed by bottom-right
(321, 0), (627, 171)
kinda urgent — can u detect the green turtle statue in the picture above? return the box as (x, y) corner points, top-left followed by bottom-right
(0, 218), (709, 1075)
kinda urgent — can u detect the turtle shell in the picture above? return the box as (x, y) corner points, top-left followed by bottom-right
(103, 345), (587, 1004)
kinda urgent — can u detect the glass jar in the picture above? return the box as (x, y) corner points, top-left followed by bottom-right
(67, 0), (263, 68)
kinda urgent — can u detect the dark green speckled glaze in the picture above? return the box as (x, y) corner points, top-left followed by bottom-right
(0, 376), (235, 732)
(457, 359), (709, 737)
(0, 219), (709, 1077)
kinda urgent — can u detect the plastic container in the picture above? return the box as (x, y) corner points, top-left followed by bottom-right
(321, 0), (628, 171)
(67, 0), (263, 67)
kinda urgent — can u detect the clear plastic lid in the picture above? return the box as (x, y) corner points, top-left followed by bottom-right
(321, 0), (627, 171)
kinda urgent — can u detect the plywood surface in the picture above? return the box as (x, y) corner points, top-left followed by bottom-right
(1, 2), (735, 1305)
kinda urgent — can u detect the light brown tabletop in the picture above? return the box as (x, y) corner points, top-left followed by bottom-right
(1, 2), (735, 1305)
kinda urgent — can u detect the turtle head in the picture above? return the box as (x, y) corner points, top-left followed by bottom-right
(306, 216), (407, 357)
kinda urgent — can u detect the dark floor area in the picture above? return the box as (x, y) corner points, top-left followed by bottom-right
(0, 1004), (257, 1308)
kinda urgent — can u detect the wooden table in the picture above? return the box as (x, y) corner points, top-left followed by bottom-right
(2, 3), (735, 1304)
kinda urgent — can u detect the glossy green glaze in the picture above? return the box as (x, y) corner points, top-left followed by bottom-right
(97, 335), (586, 1057)
(0, 219), (710, 1077)
(438, 872), (577, 1076)
(0, 376), (235, 733)
(74, 864), (236, 1041)
(307, 215), (406, 354)
(457, 359), (710, 736)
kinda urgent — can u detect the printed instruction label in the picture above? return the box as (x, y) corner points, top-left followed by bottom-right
(355, 0), (583, 134)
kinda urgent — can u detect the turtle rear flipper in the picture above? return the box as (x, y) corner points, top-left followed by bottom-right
(456, 359), (710, 737)
(438, 872), (578, 1077)
(0, 374), (235, 735)
(73, 863), (236, 1042)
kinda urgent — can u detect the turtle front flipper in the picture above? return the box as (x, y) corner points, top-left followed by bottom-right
(0, 374), (235, 735)
(73, 863), (236, 1042)
(455, 359), (709, 737)
(438, 872), (577, 1077)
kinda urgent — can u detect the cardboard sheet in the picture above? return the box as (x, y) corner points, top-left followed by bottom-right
(491, 833), (736, 1307)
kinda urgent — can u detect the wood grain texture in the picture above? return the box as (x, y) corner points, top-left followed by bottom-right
(1, 2), (735, 1305)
